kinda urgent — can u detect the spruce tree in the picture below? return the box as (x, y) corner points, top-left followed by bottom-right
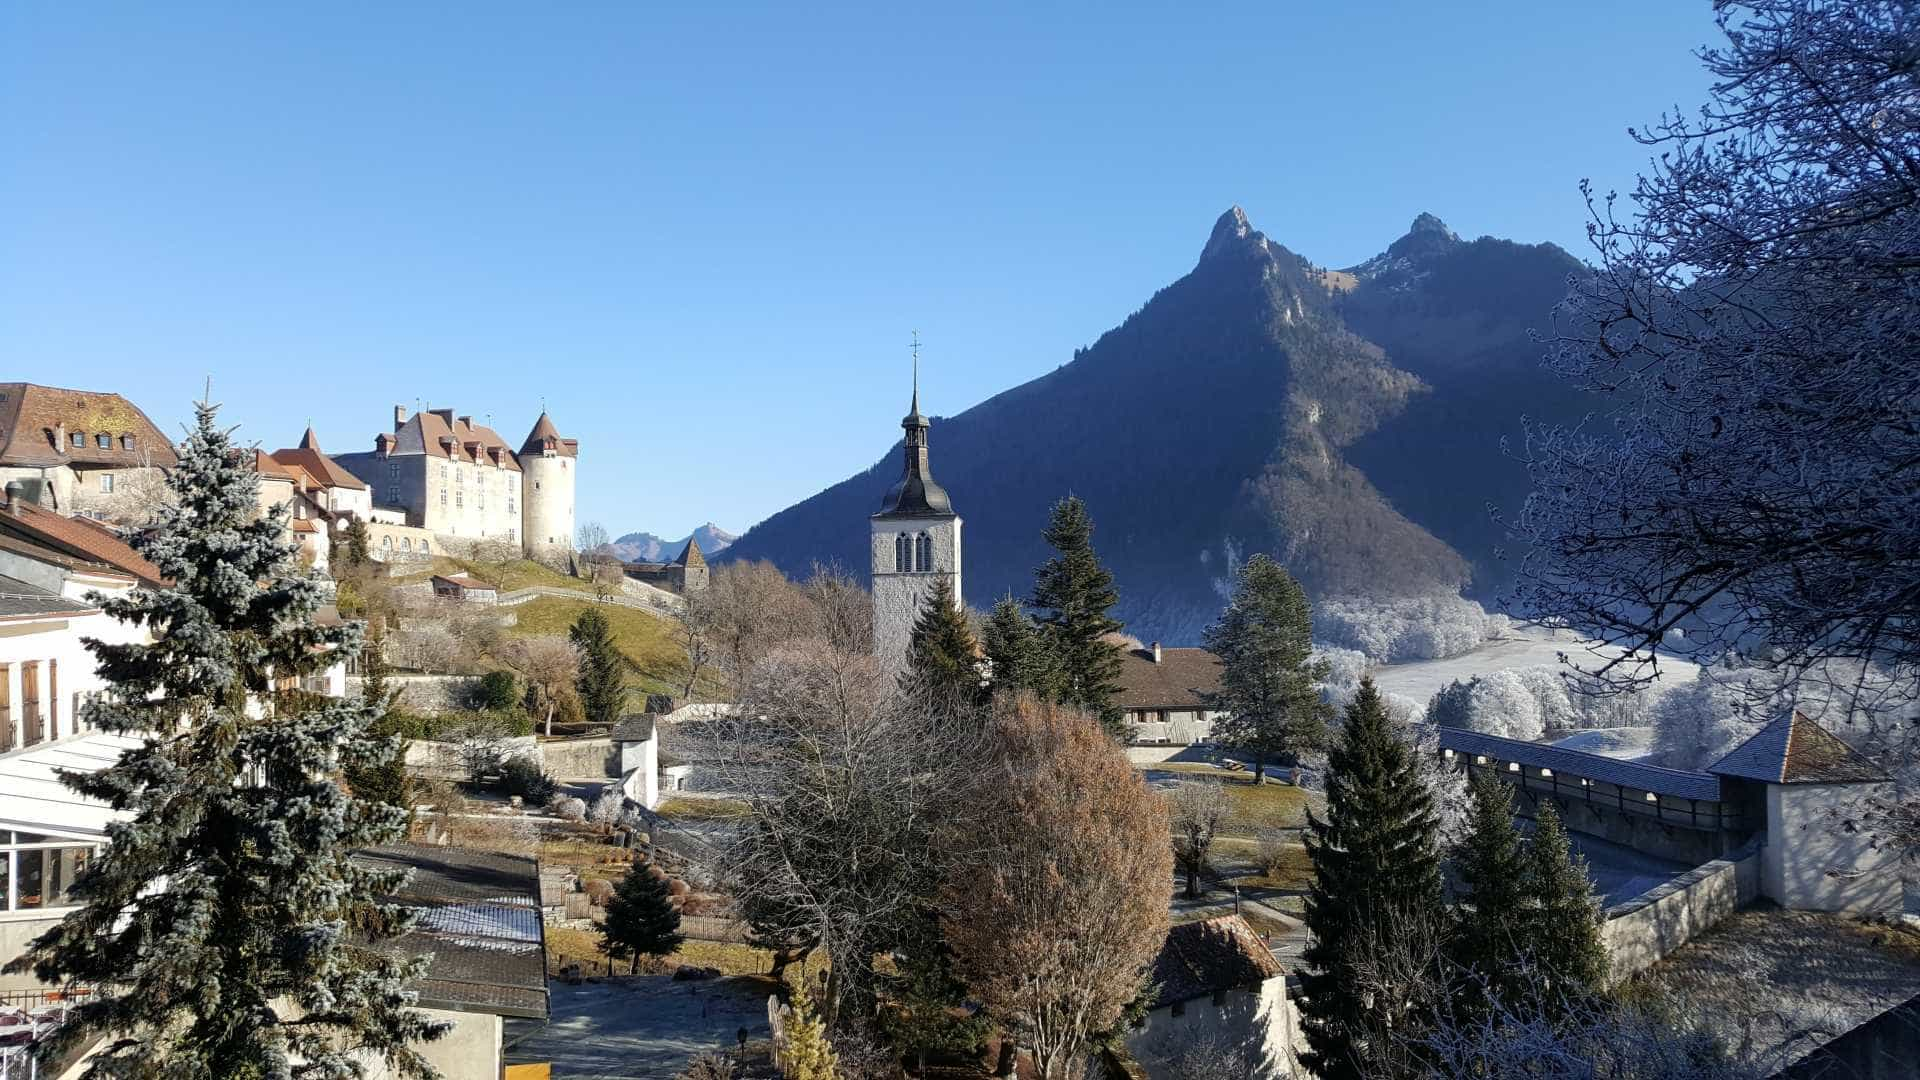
(342, 630), (415, 813)
(1202, 554), (1332, 782)
(1448, 773), (1531, 1010)
(1029, 496), (1125, 738)
(570, 605), (629, 729)
(1300, 677), (1444, 1080)
(2, 401), (444, 1078)
(981, 595), (1059, 698)
(880, 912), (989, 1075)
(903, 577), (984, 708)
(1522, 802), (1610, 1005)
(602, 861), (685, 974)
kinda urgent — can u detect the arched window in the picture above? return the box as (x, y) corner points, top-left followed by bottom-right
(895, 533), (911, 572)
(381, 535), (393, 551)
(400, 538), (412, 553)
(916, 533), (933, 572)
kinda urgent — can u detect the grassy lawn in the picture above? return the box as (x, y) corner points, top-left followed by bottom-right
(506, 595), (690, 697)
(545, 926), (799, 979)
(657, 796), (751, 821)
(1214, 837), (1315, 891)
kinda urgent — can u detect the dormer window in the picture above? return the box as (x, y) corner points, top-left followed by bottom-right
(95, 434), (111, 450)
(69, 432), (84, 448)
(120, 435), (135, 451)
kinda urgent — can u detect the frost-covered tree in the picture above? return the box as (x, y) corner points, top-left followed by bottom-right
(1313, 594), (1501, 663)
(1428, 672), (1545, 742)
(2, 401), (445, 1079)
(1513, 1), (1920, 698)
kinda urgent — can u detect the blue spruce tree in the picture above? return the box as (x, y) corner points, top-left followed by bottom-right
(2, 401), (447, 1078)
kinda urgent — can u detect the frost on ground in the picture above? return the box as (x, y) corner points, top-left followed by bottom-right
(1361, 622), (1699, 715)
(506, 975), (770, 1079)
(1634, 910), (1920, 1073)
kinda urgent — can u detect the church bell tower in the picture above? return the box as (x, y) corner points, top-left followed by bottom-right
(871, 340), (962, 674)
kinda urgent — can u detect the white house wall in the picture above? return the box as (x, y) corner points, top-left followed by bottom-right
(1125, 978), (1296, 1079)
(1763, 782), (1903, 913)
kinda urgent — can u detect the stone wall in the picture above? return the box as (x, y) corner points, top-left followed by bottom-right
(349, 673), (480, 713)
(541, 736), (620, 779)
(1601, 839), (1760, 984)
(406, 734), (539, 779)
(1514, 785), (1732, 866)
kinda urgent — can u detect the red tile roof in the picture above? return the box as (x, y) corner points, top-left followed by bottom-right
(0, 384), (177, 469)
(0, 499), (164, 586)
(1709, 711), (1892, 785)
(253, 450), (296, 481)
(519, 412), (576, 458)
(270, 428), (367, 491)
(393, 410), (523, 471)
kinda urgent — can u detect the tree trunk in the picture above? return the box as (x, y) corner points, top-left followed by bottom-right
(631, 953), (640, 974)
(1253, 750), (1266, 784)
(1184, 863), (1199, 899)
(545, 701), (555, 738)
(995, 1039), (1018, 1079)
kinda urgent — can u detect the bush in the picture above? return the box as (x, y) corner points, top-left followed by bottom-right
(475, 670), (521, 712)
(550, 796), (587, 822)
(499, 754), (559, 803)
(584, 878), (616, 907)
(1314, 593), (1501, 663)
(590, 789), (626, 827)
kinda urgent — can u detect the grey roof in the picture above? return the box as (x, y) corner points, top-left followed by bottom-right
(1709, 712), (1892, 785)
(875, 394), (954, 519)
(0, 574), (95, 619)
(1438, 727), (1728, 802)
(356, 844), (548, 1019)
(611, 713), (656, 743)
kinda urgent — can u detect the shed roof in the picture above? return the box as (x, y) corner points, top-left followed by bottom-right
(1708, 711), (1892, 785)
(1438, 727), (1728, 802)
(1149, 915), (1283, 1008)
(1112, 647), (1223, 710)
(355, 844), (549, 1019)
(0, 733), (142, 838)
(611, 714), (657, 743)
(0, 574), (96, 619)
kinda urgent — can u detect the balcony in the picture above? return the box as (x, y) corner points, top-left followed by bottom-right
(0, 987), (92, 1079)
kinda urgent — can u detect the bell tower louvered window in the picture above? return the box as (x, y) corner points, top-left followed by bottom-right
(895, 533), (911, 573)
(915, 533), (933, 572)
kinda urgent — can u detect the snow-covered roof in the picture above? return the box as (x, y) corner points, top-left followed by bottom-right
(1438, 727), (1727, 802)
(0, 733), (141, 838)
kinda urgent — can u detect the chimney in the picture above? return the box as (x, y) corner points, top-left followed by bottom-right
(52, 422), (66, 455)
(1151, 642), (1162, 664)
(393, 405), (407, 431)
(457, 415), (472, 430)
(430, 408), (455, 427)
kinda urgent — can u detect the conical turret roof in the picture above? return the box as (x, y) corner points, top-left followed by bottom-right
(519, 412), (575, 457)
(674, 537), (706, 568)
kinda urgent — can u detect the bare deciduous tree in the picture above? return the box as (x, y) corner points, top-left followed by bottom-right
(500, 635), (581, 736)
(1512, 2), (1920, 696)
(705, 639), (988, 1033)
(1167, 780), (1230, 900)
(943, 694), (1172, 1080)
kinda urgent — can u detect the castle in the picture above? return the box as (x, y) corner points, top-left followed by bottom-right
(332, 406), (577, 560)
(871, 382), (962, 671)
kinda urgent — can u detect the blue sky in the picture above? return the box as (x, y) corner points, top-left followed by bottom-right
(0, 3), (1720, 538)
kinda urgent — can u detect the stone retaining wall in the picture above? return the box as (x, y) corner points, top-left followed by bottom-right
(1602, 838), (1761, 984)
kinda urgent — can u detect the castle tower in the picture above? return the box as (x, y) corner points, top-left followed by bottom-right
(871, 371), (961, 674)
(519, 411), (577, 560)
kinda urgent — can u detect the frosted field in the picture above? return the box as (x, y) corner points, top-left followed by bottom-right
(1364, 622), (1700, 711)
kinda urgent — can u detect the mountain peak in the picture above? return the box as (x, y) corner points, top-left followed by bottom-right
(1386, 212), (1460, 261)
(1200, 205), (1267, 263)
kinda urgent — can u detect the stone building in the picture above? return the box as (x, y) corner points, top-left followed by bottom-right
(1126, 915), (1297, 1079)
(624, 536), (708, 594)
(870, 383), (961, 673)
(0, 384), (176, 522)
(332, 406), (577, 561)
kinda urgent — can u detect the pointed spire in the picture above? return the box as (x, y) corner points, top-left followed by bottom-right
(877, 333), (952, 519)
(904, 330), (927, 429)
(299, 425), (321, 451)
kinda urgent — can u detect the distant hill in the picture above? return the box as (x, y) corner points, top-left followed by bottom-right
(719, 208), (1596, 643)
(610, 523), (737, 563)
